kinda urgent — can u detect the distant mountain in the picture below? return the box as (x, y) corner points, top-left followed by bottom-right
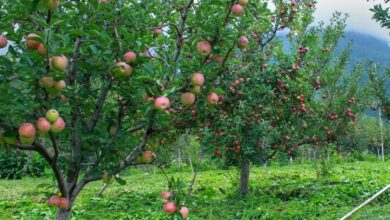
(338, 31), (390, 66)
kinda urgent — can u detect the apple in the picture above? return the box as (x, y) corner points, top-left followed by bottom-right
(161, 191), (172, 200)
(37, 117), (51, 133)
(112, 62), (133, 77)
(19, 123), (35, 138)
(99, 0), (110, 3)
(53, 80), (66, 91)
(47, 196), (61, 207)
(50, 56), (68, 71)
(180, 207), (189, 219)
(50, 117), (65, 133)
(154, 28), (162, 35)
(26, 33), (42, 50)
(154, 96), (170, 110)
(142, 150), (154, 163)
(238, 36), (249, 48)
(163, 202), (176, 214)
(42, 0), (60, 10)
(39, 77), (55, 88)
(211, 56), (224, 63)
(37, 44), (47, 55)
(58, 197), (69, 209)
(191, 72), (204, 86)
(207, 92), (219, 105)
(124, 51), (137, 62)
(238, 0), (249, 5)
(46, 109), (59, 123)
(0, 35), (8, 48)
(197, 41), (212, 56)
(181, 92), (195, 106)
(231, 4), (244, 16)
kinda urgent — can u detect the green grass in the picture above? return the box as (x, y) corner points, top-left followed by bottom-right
(0, 162), (389, 220)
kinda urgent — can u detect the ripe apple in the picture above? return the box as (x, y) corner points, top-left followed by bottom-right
(0, 35), (8, 48)
(58, 197), (69, 209)
(231, 4), (244, 16)
(191, 72), (204, 86)
(37, 117), (51, 133)
(50, 117), (65, 133)
(180, 207), (189, 219)
(238, 0), (249, 5)
(154, 28), (162, 35)
(238, 36), (249, 48)
(53, 80), (66, 91)
(197, 41), (212, 56)
(46, 109), (59, 123)
(161, 191), (172, 200)
(112, 62), (133, 77)
(207, 92), (219, 105)
(124, 51), (137, 62)
(47, 196), (61, 207)
(181, 92), (195, 106)
(154, 96), (170, 110)
(39, 76), (55, 89)
(26, 33), (42, 50)
(142, 150), (154, 163)
(163, 202), (176, 214)
(50, 56), (68, 71)
(19, 123), (35, 138)
(37, 44), (47, 55)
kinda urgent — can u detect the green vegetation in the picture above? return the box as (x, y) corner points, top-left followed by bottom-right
(1, 161), (388, 220)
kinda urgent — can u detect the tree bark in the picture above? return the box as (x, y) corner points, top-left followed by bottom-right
(56, 208), (72, 220)
(238, 158), (250, 196)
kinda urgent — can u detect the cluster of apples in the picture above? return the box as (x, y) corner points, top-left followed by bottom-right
(18, 109), (65, 144)
(0, 35), (8, 49)
(161, 191), (189, 219)
(47, 195), (69, 210)
(111, 51), (136, 78)
(25, 33), (47, 55)
(39, 77), (66, 97)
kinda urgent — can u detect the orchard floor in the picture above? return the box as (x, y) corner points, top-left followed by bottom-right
(0, 161), (389, 220)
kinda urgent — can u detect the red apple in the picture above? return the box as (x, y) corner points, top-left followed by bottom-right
(0, 35), (8, 48)
(39, 76), (55, 89)
(124, 51), (137, 62)
(142, 150), (154, 163)
(154, 28), (162, 35)
(163, 202), (176, 214)
(19, 123), (35, 138)
(231, 4), (244, 16)
(180, 207), (189, 219)
(50, 56), (68, 71)
(46, 109), (59, 123)
(191, 72), (204, 86)
(238, 36), (249, 48)
(161, 191), (172, 200)
(112, 62), (133, 77)
(197, 41), (212, 56)
(181, 92), (196, 106)
(154, 96), (171, 110)
(37, 44), (47, 55)
(50, 117), (65, 133)
(37, 117), (51, 133)
(53, 80), (66, 91)
(58, 197), (69, 209)
(207, 93), (219, 105)
(26, 33), (42, 50)
(47, 196), (61, 207)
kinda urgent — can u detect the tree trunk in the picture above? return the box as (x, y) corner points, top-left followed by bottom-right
(238, 158), (250, 196)
(56, 207), (72, 220)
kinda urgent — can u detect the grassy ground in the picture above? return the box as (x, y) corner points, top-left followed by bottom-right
(0, 161), (389, 220)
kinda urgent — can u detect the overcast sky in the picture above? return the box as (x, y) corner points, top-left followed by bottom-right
(315, 0), (389, 41)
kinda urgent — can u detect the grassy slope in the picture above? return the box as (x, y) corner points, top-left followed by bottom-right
(0, 162), (389, 220)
